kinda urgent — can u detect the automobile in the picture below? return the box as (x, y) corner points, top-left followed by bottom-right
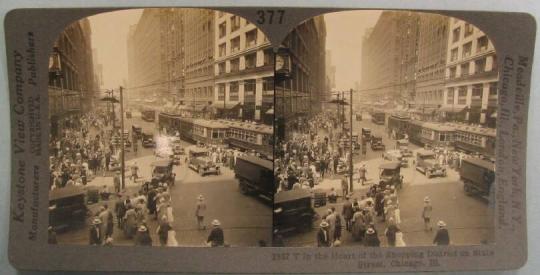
(234, 155), (273, 202)
(361, 127), (372, 143)
(169, 153), (181, 165)
(415, 149), (446, 178)
(383, 149), (408, 168)
(274, 188), (316, 234)
(396, 139), (412, 157)
(132, 124), (142, 138)
(151, 160), (176, 186)
(460, 157), (495, 198)
(379, 161), (404, 190)
(188, 147), (220, 176)
(370, 135), (386, 150)
(142, 133), (155, 148)
(49, 186), (89, 231)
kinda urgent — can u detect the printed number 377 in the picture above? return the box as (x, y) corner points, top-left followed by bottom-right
(256, 10), (285, 24)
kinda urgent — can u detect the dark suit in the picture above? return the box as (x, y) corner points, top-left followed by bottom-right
(317, 228), (330, 247)
(115, 200), (127, 229)
(89, 226), (102, 245)
(207, 227), (224, 247)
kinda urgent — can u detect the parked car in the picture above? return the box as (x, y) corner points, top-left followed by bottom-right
(274, 189), (315, 234)
(188, 147), (220, 176)
(415, 149), (446, 178)
(460, 157), (495, 197)
(234, 155), (273, 202)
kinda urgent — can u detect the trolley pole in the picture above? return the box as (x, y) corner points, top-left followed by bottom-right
(349, 88), (354, 192)
(119, 86), (126, 189)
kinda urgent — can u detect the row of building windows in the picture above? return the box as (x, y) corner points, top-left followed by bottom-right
(217, 49), (273, 75)
(450, 35), (490, 62)
(448, 54), (497, 79)
(446, 82), (498, 105)
(217, 77), (274, 101)
(452, 23), (475, 43)
(218, 29), (263, 57)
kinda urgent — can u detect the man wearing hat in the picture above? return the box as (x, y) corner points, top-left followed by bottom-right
(207, 219), (224, 247)
(195, 195), (207, 230)
(113, 171), (121, 193)
(342, 195), (354, 232)
(134, 225), (153, 246)
(317, 221), (331, 247)
(433, 221), (450, 245)
(422, 196), (433, 231)
(89, 218), (103, 245)
(364, 226), (381, 247)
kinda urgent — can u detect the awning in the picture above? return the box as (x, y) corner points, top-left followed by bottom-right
(490, 112), (497, 118)
(210, 102), (241, 110)
(266, 108), (274, 115)
(439, 105), (466, 113)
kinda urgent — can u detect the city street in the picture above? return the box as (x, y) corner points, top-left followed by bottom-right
(280, 113), (494, 247)
(56, 111), (272, 246)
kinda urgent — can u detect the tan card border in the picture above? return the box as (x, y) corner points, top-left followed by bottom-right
(5, 7), (534, 272)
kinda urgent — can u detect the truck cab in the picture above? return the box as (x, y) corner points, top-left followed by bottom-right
(415, 149), (446, 178)
(234, 155), (273, 202)
(274, 189), (315, 234)
(460, 158), (495, 197)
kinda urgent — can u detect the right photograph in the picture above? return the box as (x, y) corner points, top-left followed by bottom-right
(273, 10), (497, 247)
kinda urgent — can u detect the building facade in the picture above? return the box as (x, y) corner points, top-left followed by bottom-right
(276, 16), (326, 139)
(414, 13), (449, 115)
(48, 18), (96, 137)
(442, 18), (498, 127)
(126, 9), (166, 101)
(361, 11), (418, 101)
(183, 9), (214, 111)
(214, 12), (274, 123)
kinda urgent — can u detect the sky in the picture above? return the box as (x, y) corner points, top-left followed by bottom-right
(88, 9), (143, 91)
(324, 10), (382, 91)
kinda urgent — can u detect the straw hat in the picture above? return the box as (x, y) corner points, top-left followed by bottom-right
(424, 196), (430, 202)
(320, 221), (329, 228)
(92, 218), (102, 225)
(198, 195), (204, 201)
(212, 219), (221, 226)
(366, 228), (375, 234)
(437, 220), (447, 227)
(138, 225), (148, 232)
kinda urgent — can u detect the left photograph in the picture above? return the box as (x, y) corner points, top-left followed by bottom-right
(47, 8), (274, 247)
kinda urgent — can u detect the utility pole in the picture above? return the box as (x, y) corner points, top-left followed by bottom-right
(119, 86), (126, 190)
(341, 90), (345, 132)
(336, 92), (340, 129)
(349, 88), (354, 192)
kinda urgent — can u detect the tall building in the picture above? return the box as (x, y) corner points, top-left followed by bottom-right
(48, 18), (96, 137)
(360, 11), (419, 102)
(214, 12), (274, 122)
(414, 14), (449, 113)
(183, 9), (214, 112)
(325, 50), (336, 90)
(442, 19), (498, 127)
(276, 16), (326, 138)
(126, 9), (166, 101)
(162, 9), (186, 104)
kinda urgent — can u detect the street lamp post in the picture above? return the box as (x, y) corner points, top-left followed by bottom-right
(349, 88), (354, 193)
(119, 86), (126, 190)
